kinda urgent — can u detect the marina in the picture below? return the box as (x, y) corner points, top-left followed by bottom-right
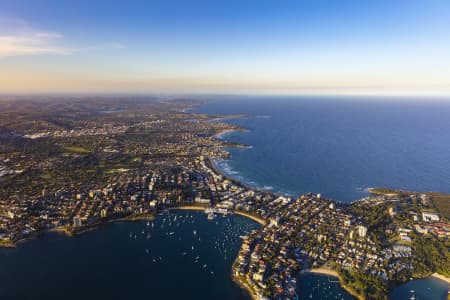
(0, 211), (260, 300)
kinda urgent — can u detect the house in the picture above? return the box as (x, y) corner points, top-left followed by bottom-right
(422, 211), (440, 222)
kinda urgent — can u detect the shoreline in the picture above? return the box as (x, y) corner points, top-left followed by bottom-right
(305, 268), (362, 300)
(231, 274), (259, 300)
(169, 205), (208, 211)
(2, 104), (448, 300)
(172, 205), (267, 226)
(213, 128), (240, 139)
(208, 157), (289, 199)
(431, 273), (450, 284)
(2, 213), (157, 247)
(234, 211), (266, 226)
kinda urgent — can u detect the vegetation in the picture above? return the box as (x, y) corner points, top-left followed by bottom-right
(369, 187), (450, 221)
(63, 146), (91, 153)
(412, 233), (450, 277)
(350, 202), (391, 246)
(430, 193), (450, 221)
(340, 269), (388, 300)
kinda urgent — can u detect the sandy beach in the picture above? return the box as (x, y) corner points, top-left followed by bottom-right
(234, 211), (266, 226)
(213, 128), (238, 139)
(431, 273), (450, 284)
(169, 206), (207, 211)
(305, 268), (362, 300)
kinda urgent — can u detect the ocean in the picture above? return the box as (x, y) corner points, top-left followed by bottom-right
(192, 95), (450, 299)
(1, 96), (448, 300)
(193, 96), (450, 202)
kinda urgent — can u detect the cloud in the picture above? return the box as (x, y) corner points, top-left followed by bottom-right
(0, 31), (71, 57)
(0, 16), (126, 57)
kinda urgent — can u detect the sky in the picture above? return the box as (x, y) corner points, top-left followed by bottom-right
(0, 0), (450, 95)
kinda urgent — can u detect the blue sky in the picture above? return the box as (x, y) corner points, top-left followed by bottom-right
(0, 0), (449, 94)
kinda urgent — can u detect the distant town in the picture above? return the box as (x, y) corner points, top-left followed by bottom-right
(0, 96), (448, 300)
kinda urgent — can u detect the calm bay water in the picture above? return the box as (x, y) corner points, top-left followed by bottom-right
(0, 211), (259, 300)
(298, 273), (354, 300)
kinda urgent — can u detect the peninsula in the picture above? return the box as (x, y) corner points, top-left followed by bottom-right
(0, 96), (448, 300)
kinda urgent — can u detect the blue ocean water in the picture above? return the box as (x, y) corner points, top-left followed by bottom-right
(1, 97), (448, 300)
(193, 96), (450, 202)
(193, 95), (450, 299)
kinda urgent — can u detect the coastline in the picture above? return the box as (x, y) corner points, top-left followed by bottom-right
(234, 211), (266, 226)
(169, 205), (208, 212)
(1, 213), (157, 248)
(431, 273), (450, 284)
(209, 117), (364, 299)
(231, 274), (259, 300)
(213, 128), (239, 139)
(2, 105), (448, 300)
(305, 268), (362, 300)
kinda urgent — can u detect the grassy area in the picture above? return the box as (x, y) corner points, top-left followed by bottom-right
(429, 193), (450, 221)
(63, 146), (90, 153)
(368, 188), (401, 196)
(368, 188), (450, 221)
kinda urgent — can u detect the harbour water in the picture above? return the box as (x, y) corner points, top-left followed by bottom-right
(1, 97), (448, 300)
(298, 273), (354, 300)
(390, 277), (449, 300)
(0, 211), (259, 300)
